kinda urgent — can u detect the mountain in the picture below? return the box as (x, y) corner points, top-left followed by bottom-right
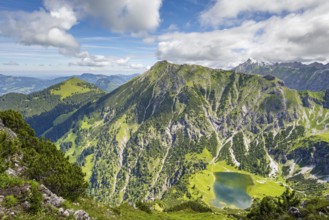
(0, 78), (105, 137)
(54, 73), (139, 93)
(0, 110), (241, 220)
(0, 74), (52, 95)
(43, 61), (329, 207)
(94, 74), (140, 92)
(234, 59), (329, 91)
(0, 73), (138, 96)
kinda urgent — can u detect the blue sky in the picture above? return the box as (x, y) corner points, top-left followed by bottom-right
(0, 0), (328, 77)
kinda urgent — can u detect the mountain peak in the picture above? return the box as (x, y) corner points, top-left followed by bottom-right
(244, 58), (273, 66)
(50, 77), (104, 100)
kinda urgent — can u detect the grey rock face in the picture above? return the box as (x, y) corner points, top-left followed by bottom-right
(0, 119), (17, 139)
(40, 184), (64, 207)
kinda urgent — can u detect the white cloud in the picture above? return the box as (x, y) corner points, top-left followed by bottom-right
(116, 57), (131, 65)
(143, 36), (157, 44)
(157, 1), (329, 68)
(130, 63), (147, 69)
(0, 7), (79, 54)
(200, 0), (322, 27)
(0, 0), (163, 67)
(167, 24), (178, 32)
(70, 51), (111, 67)
(71, 51), (133, 68)
(82, 0), (162, 34)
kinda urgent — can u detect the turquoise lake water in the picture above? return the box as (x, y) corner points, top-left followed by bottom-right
(211, 172), (253, 209)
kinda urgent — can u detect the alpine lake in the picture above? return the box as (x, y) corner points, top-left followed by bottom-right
(211, 172), (253, 209)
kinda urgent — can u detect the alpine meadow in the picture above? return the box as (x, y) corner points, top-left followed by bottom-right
(1, 0), (329, 220)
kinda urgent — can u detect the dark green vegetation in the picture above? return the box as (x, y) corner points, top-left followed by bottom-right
(0, 110), (88, 201)
(0, 73), (139, 96)
(234, 59), (329, 91)
(37, 61), (329, 209)
(246, 188), (329, 220)
(0, 78), (105, 137)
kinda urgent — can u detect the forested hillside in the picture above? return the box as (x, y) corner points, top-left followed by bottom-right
(0, 78), (105, 137)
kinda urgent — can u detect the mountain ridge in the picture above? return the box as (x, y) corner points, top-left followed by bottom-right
(234, 59), (329, 91)
(0, 73), (139, 95)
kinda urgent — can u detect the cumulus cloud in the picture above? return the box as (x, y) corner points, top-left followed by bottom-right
(157, 0), (329, 68)
(0, 0), (163, 67)
(82, 0), (162, 34)
(70, 51), (110, 67)
(70, 52), (132, 68)
(0, 7), (79, 55)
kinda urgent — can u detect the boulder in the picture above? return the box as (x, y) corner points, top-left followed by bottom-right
(40, 184), (64, 207)
(288, 207), (301, 217)
(74, 210), (90, 220)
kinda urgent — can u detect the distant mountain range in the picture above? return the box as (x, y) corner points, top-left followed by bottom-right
(0, 73), (139, 95)
(0, 78), (105, 137)
(234, 59), (329, 91)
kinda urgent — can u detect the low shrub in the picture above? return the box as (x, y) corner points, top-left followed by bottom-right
(3, 195), (18, 208)
(165, 201), (212, 213)
(136, 201), (152, 214)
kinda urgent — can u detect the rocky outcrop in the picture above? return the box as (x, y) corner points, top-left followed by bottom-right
(288, 207), (301, 217)
(74, 210), (91, 220)
(288, 141), (329, 178)
(0, 185), (33, 217)
(0, 119), (17, 139)
(0, 183), (91, 219)
(58, 208), (91, 220)
(40, 184), (64, 207)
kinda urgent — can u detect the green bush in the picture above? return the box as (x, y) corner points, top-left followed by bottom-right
(136, 201), (152, 214)
(29, 182), (42, 213)
(165, 201), (212, 213)
(0, 173), (25, 189)
(0, 110), (88, 201)
(247, 188), (300, 220)
(3, 195), (18, 208)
